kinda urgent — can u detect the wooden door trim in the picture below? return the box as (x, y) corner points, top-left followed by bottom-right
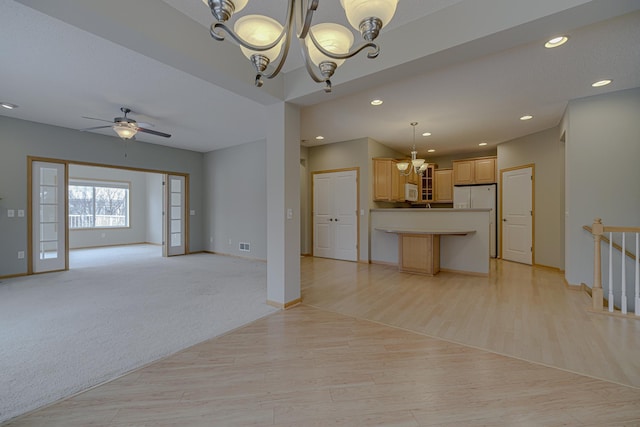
(27, 156), (190, 276)
(310, 168), (360, 260)
(499, 164), (535, 264)
(27, 157), (70, 275)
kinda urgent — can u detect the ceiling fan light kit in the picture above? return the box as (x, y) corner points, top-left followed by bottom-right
(204, 0), (398, 92)
(80, 107), (171, 140)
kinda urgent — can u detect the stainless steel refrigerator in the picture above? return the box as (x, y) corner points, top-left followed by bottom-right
(453, 184), (497, 257)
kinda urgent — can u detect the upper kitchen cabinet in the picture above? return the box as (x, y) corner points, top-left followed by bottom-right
(418, 164), (435, 203)
(453, 156), (496, 185)
(373, 158), (405, 202)
(434, 168), (453, 202)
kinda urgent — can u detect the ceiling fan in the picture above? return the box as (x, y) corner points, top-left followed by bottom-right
(80, 107), (171, 140)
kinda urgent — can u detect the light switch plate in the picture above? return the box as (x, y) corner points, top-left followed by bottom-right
(18, 209), (24, 217)
(190, 210), (195, 216)
(7, 209), (15, 217)
(286, 208), (293, 220)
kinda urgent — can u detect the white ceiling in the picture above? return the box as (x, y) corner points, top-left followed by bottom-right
(1, 0), (639, 156)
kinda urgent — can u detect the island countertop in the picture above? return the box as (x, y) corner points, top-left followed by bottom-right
(370, 208), (490, 212)
(370, 208), (490, 275)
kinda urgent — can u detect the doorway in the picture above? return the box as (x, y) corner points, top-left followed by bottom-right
(28, 157), (189, 273)
(312, 169), (358, 262)
(500, 165), (534, 265)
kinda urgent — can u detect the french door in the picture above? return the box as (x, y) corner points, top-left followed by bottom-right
(501, 166), (533, 265)
(31, 160), (67, 272)
(313, 170), (358, 262)
(164, 174), (186, 256)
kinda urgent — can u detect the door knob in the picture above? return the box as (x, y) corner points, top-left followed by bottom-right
(335, 218), (339, 221)
(329, 218), (333, 221)
(503, 218), (507, 222)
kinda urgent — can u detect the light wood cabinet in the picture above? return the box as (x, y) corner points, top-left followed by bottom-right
(474, 158), (496, 184)
(434, 168), (453, 202)
(453, 156), (496, 185)
(418, 164), (435, 203)
(373, 158), (405, 202)
(399, 234), (440, 275)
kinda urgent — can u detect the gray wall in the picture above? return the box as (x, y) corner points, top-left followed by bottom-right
(497, 126), (565, 269)
(0, 116), (204, 277)
(564, 88), (640, 311)
(203, 139), (267, 260)
(145, 172), (163, 245)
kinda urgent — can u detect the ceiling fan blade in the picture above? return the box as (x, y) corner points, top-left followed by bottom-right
(81, 116), (113, 123)
(80, 125), (112, 131)
(136, 127), (171, 138)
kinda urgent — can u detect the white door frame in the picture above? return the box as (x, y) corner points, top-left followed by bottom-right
(500, 164), (535, 265)
(311, 168), (359, 261)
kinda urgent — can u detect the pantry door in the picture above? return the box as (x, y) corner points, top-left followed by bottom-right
(313, 170), (358, 262)
(501, 165), (533, 265)
(31, 160), (67, 273)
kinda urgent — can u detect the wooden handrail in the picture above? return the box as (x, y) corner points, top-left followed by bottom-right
(583, 225), (638, 261)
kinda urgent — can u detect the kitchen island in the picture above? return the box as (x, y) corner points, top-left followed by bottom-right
(371, 208), (491, 275)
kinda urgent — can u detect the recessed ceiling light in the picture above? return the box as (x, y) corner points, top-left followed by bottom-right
(520, 115), (533, 121)
(479, 142), (488, 146)
(545, 36), (568, 48)
(422, 132), (431, 137)
(427, 149), (435, 153)
(315, 135), (324, 140)
(592, 79), (612, 88)
(1, 102), (18, 110)
(370, 99), (383, 106)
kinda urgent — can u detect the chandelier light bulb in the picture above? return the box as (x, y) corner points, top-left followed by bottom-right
(306, 23), (354, 68)
(340, 0), (398, 40)
(234, 15), (284, 63)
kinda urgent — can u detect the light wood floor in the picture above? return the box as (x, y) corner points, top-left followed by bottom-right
(5, 258), (640, 426)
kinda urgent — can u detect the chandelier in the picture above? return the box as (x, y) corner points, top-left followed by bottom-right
(204, 0), (399, 92)
(397, 122), (428, 176)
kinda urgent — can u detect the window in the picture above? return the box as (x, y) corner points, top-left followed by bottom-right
(68, 180), (130, 229)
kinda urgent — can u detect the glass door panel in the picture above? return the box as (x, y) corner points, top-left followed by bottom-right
(32, 161), (66, 272)
(164, 174), (186, 256)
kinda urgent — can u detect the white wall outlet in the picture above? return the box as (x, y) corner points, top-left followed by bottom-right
(17, 251), (24, 259)
(7, 209), (15, 217)
(18, 209), (24, 217)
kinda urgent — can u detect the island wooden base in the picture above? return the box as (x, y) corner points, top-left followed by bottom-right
(399, 234), (440, 275)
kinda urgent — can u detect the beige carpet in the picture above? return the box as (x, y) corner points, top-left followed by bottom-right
(0, 245), (277, 423)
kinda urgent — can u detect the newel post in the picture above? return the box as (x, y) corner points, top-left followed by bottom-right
(592, 218), (604, 310)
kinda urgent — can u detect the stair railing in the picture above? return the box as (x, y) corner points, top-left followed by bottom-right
(589, 218), (640, 316)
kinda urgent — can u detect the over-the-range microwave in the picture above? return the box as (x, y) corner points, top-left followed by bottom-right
(405, 183), (418, 202)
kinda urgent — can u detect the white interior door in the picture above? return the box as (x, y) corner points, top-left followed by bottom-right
(502, 167), (533, 264)
(165, 174), (186, 256)
(313, 170), (357, 261)
(32, 161), (67, 272)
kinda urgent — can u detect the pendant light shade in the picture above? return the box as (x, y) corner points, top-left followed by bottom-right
(234, 15), (284, 63)
(306, 23), (354, 67)
(340, 0), (399, 32)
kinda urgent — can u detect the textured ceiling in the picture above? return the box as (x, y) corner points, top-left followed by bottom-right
(1, 0), (639, 156)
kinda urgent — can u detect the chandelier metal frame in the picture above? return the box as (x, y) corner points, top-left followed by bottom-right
(205, 0), (389, 92)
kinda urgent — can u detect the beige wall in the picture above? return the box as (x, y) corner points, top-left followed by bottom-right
(497, 126), (564, 269)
